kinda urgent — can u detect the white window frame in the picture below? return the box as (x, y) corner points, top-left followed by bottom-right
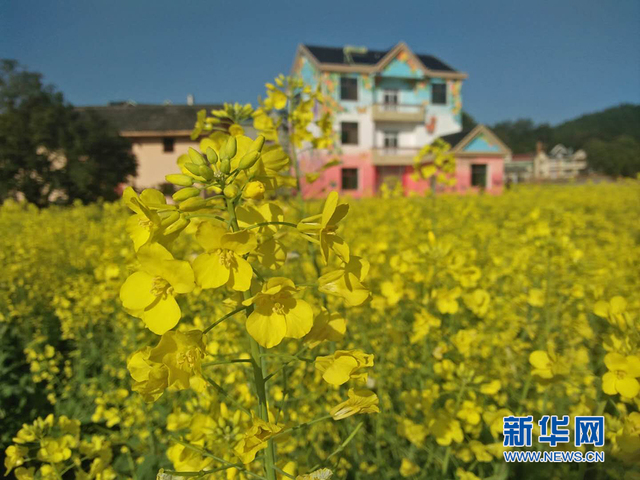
(383, 130), (399, 153)
(382, 89), (399, 110)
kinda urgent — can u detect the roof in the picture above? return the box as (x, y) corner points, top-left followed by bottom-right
(439, 124), (512, 156)
(440, 130), (470, 147)
(77, 103), (222, 135)
(304, 45), (457, 72)
(512, 153), (534, 162)
(297, 42), (467, 79)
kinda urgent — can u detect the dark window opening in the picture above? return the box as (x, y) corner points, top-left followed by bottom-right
(431, 83), (447, 105)
(341, 122), (359, 145)
(341, 168), (359, 190)
(340, 77), (358, 101)
(471, 164), (487, 188)
(163, 137), (175, 153)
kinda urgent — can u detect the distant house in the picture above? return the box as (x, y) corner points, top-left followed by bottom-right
(78, 101), (222, 189)
(504, 154), (534, 184)
(504, 142), (587, 183)
(292, 42), (508, 196)
(439, 125), (511, 193)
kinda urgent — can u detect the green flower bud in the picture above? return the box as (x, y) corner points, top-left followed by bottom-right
(166, 174), (194, 187)
(206, 147), (218, 164)
(220, 136), (237, 161)
(223, 184), (239, 198)
(172, 187), (201, 202)
(179, 197), (207, 212)
(198, 165), (214, 181)
(184, 163), (202, 176)
(220, 159), (231, 175)
(160, 211), (180, 228)
(237, 151), (260, 170)
(249, 135), (265, 153)
(163, 215), (190, 235)
(188, 147), (205, 165)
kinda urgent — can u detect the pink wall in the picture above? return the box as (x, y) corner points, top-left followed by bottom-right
(455, 156), (504, 194)
(300, 151), (376, 198)
(298, 153), (505, 198)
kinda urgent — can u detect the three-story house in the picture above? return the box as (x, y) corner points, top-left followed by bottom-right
(293, 42), (509, 196)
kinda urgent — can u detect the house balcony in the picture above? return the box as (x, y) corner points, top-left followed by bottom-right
(372, 103), (425, 123)
(372, 147), (420, 166)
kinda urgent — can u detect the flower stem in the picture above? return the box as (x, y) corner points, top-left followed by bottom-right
(203, 305), (248, 334)
(226, 196), (277, 480)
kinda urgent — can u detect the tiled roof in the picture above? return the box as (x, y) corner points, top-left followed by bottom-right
(439, 130), (469, 147)
(76, 103), (222, 133)
(304, 44), (458, 73)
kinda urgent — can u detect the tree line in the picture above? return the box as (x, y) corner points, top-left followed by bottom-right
(464, 104), (640, 177)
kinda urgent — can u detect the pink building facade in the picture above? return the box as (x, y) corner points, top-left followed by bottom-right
(300, 124), (510, 197)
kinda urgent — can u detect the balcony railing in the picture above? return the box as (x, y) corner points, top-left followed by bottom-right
(372, 147), (420, 166)
(372, 103), (425, 122)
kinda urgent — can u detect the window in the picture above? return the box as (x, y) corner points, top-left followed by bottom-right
(340, 77), (358, 101)
(471, 164), (487, 188)
(431, 83), (447, 105)
(383, 89), (399, 110)
(341, 168), (359, 191)
(341, 122), (359, 145)
(383, 131), (399, 151)
(163, 137), (175, 153)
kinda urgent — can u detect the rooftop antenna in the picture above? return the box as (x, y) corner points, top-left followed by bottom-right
(343, 45), (368, 64)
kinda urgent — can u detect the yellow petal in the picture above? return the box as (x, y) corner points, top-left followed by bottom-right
(193, 253), (230, 289)
(604, 352), (627, 372)
(246, 311), (287, 348)
(321, 191), (339, 227)
(322, 356), (358, 386)
(229, 256), (253, 292)
(617, 377), (640, 398)
(284, 299), (314, 339)
(593, 300), (609, 318)
(126, 214), (152, 251)
(161, 260), (195, 294)
(142, 295), (181, 335)
(195, 222), (226, 252)
(529, 351), (550, 370)
(138, 243), (174, 276)
(221, 230), (258, 255)
(120, 271), (156, 310)
(602, 372), (618, 395)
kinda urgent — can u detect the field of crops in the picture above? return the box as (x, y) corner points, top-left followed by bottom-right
(1, 180), (639, 480)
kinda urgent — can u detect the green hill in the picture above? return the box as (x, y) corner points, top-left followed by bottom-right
(482, 104), (640, 177)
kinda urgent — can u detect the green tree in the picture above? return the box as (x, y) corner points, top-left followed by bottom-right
(585, 135), (640, 177)
(0, 60), (136, 206)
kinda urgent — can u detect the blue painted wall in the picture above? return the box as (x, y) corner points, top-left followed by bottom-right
(463, 134), (501, 153)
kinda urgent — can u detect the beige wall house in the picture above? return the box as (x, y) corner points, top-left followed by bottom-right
(78, 102), (223, 189)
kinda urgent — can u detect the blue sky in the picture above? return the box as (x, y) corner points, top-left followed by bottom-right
(2, 0), (639, 125)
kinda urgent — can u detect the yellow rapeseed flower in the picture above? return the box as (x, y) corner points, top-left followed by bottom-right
(120, 243), (195, 334)
(243, 277), (313, 348)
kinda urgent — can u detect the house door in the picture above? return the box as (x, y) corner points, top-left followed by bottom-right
(376, 166), (405, 192)
(471, 164), (487, 189)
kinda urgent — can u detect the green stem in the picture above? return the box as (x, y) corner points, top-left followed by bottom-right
(226, 196), (277, 480)
(310, 421), (364, 471)
(271, 414), (333, 440)
(264, 345), (310, 382)
(169, 436), (267, 480)
(442, 378), (468, 475)
(202, 374), (251, 416)
(203, 305), (249, 334)
(241, 221), (299, 231)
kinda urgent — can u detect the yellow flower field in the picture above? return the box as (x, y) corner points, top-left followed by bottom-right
(1, 181), (639, 480)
